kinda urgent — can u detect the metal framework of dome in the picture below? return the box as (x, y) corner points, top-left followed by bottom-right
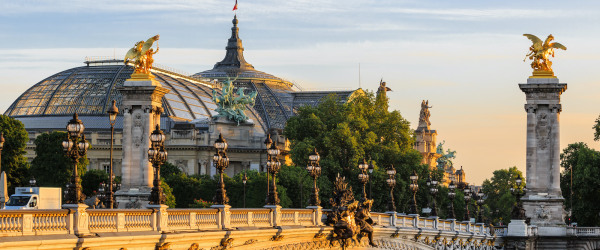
(4, 61), (266, 132)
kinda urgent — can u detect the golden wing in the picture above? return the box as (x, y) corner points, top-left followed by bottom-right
(142, 35), (160, 53)
(550, 42), (567, 50)
(523, 34), (542, 45)
(124, 47), (140, 63)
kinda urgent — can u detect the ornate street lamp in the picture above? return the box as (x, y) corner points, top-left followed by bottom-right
(358, 159), (369, 201)
(107, 100), (119, 208)
(213, 133), (229, 205)
(148, 124), (167, 205)
(242, 172), (248, 208)
(265, 139), (281, 205)
(476, 188), (485, 223)
(511, 175), (526, 220)
(263, 134), (272, 204)
(368, 160), (374, 199)
(428, 177), (439, 217)
(409, 170), (419, 214)
(448, 181), (456, 219)
(29, 177), (36, 187)
(0, 132), (4, 173)
(63, 113), (89, 204)
(306, 148), (321, 206)
(385, 165), (396, 211)
(463, 184), (472, 221)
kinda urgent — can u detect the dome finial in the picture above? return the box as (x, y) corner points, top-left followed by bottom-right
(233, 15), (238, 27)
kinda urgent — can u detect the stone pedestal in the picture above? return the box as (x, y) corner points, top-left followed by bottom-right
(211, 204), (231, 229)
(307, 206), (323, 226)
(63, 203), (90, 236)
(146, 204), (169, 232)
(507, 220), (528, 236)
(519, 76), (567, 232)
(115, 74), (169, 208)
(264, 205), (282, 227)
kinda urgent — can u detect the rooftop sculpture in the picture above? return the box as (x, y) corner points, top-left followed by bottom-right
(212, 78), (257, 124)
(124, 35), (160, 75)
(523, 34), (566, 76)
(418, 100), (432, 128)
(436, 141), (456, 169)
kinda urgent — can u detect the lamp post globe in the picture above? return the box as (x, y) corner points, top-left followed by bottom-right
(213, 133), (229, 205)
(448, 181), (456, 219)
(63, 113), (88, 204)
(409, 170), (419, 215)
(386, 165), (396, 212)
(429, 177), (439, 217)
(265, 139), (281, 205)
(463, 184), (472, 221)
(0, 132), (4, 174)
(306, 148), (321, 207)
(358, 159), (369, 201)
(106, 100), (119, 208)
(476, 189), (485, 223)
(148, 124), (167, 205)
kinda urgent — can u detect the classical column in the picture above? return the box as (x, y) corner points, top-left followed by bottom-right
(115, 74), (169, 208)
(519, 76), (567, 234)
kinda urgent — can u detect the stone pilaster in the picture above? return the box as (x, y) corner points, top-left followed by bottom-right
(519, 77), (567, 234)
(115, 75), (169, 208)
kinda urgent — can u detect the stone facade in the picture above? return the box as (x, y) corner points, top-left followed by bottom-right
(519, 77), (567, 233)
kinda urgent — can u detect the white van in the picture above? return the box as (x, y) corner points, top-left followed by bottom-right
(4, 187), (62, 209)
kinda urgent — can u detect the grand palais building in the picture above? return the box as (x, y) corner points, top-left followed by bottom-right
(4, 16), (361, 178)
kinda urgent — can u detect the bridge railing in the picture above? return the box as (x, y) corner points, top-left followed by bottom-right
(0, 207), (493, 237)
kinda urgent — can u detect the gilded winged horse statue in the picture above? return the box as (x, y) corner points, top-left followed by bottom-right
(124, 35), (160, 74)
(523, 34), (566, 73)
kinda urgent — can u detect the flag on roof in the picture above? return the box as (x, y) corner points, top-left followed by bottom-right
(233, 0), (238, 11)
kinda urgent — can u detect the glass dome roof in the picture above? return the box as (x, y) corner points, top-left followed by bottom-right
(4, 61), (266, 132)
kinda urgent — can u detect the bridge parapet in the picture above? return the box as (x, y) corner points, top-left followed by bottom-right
(0, 208), (495, 249)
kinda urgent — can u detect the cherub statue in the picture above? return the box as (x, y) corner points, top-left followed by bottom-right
(124, 35), (160, 74)
(523, 34), (566, 72)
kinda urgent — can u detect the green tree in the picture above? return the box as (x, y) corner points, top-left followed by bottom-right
(0, 115), (29, 192)
(30, 132), (88, 188)
(161, 177), (176, 208)
(81, 169), (109, 197)
(481, 167), (524, 225)
(560, 142), (600, 226)
(284, 92), (429, 212)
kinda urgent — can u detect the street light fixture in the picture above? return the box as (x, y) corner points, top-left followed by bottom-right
(148, 124), (167, 205)
(306, 148), (321, 206)
(476, 188), (485, 223)
(0, 132), (4, 173)
(107, 100), (119, 208)
(213, 133), (229, 205)
(368, 160), (374, 199)
(265, 139), (281, 205)
(242, 172), (248, 208)
(409, 170), (419, 215)
(29, 177), (36, 187)
(448, 181), (456, 219)
(263, 134), (273, 204)
(63, 113), (89, 204)
(385, 165), (396, 211)
(358, 159), (369, 201)
(511, 175), (526, 220)
(463, 184), (472, 221)
(428, 176), (439, 217)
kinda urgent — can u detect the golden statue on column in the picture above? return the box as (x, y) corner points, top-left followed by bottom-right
(523, 34), (566, 78)
(124, 35), (160, 79)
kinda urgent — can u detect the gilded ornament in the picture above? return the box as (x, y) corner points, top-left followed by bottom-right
(523, 34), (566, 78)
(124, 35), (160, 78)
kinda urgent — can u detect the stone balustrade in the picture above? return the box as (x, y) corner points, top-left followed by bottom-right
(0, 207), (496, 249)
(0, 208), (494, 238)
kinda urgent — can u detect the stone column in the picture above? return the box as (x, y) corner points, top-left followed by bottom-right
(115, 74), (169, 208)
(519, 77), (567, 235)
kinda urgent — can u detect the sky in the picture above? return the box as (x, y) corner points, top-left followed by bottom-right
(2, 0), (600, 185)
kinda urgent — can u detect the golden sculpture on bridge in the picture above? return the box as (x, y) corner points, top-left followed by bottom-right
(124, 35), (160, 76)
(523, 34), (566, 77)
